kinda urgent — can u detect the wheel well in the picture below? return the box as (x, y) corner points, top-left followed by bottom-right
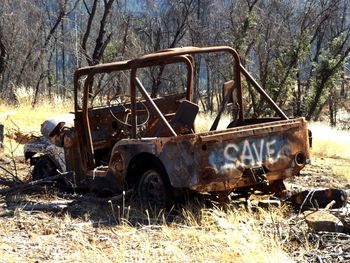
(125, 153), (168, 188)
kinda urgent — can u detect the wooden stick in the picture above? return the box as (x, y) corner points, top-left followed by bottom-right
(0, 172), (67, 196)
(6, 200), (74, 212)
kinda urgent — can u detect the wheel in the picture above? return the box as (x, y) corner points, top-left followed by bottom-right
(32, 156), (58, 181)
(137, 170), (173, 208)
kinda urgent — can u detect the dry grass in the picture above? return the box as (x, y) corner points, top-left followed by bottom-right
(0, 99), (72, 156)
(309, 122), (350, 159)
(0, 202), (295, 263)
(333, 165), (350, 184)
(195, 113), (232, 133)
(308, 122), (350, 183)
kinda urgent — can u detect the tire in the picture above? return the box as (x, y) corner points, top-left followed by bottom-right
(137, 169), (173, 208)
(32, 156), (58, 181)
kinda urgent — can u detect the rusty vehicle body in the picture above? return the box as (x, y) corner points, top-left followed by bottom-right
(24, 46), (311, 205)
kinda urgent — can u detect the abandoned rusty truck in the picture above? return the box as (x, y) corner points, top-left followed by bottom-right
(24, 46), (311, 206)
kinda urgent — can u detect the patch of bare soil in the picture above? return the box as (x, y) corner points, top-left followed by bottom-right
(0, 155), (349, 262)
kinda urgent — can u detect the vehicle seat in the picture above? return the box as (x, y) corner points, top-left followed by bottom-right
(155, 100), (199, 136)
(170, 100), (199, 135)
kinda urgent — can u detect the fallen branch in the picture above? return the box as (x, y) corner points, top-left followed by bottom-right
(4, 189), (134, 215)
(0, 177), (18, 187)
(0, 164), (23, 184)
(0, 172), (67, 196)
(325, 200), (336, 210)
(7, 200), (73, 212)
(0, 111), (16, 119)
(57, 189), (133, 205)
(55, 189), (133, 205)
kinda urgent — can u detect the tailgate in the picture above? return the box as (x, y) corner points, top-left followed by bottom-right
(193, 117), (310, 191)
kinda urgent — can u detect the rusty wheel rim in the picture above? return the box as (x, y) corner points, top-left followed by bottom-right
(138, 170), (167, 207)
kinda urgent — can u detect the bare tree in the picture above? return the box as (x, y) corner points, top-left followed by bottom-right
(31, 0), (80, 106)
(0, 0), (349, 126)
(132, 0), (197, 97)
(0, 26), (7, 78)
(81, 0), (116, 66)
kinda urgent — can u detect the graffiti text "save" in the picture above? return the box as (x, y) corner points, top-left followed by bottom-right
(224, 139), (277, 166)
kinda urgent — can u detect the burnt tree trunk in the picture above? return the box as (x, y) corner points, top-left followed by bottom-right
(328, 88), (337, 126)
(0, 27), (7, 86)
(82, 0), (115, 66)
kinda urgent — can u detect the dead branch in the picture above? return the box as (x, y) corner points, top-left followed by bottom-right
(0, 172), (67, 196)
(6, 200), (73, 212)
(57, 189), (133, 205)
(0, 164), (22, 184)
(0, 177), (18, 187)
(0, 111), (15, 119)
(3, 189), (133, 214)
(325, 200), (336, 210)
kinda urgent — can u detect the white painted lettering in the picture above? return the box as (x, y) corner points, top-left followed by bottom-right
(252, 139), (264, 165)
(224, 143), (239, 161)
(266, 139), (276, 162)
(241, 140), (255, 165)
(209, 137), (288, 174)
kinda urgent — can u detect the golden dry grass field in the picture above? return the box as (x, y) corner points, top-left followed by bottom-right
(0, 101), (349, 262)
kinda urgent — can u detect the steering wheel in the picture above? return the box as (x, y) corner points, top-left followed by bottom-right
(107, 94), (150, 128)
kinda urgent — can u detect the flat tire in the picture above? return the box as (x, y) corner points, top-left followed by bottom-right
(137, 169), (173, 208)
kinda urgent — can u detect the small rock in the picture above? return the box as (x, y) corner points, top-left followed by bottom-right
(304, 210), (344, 233)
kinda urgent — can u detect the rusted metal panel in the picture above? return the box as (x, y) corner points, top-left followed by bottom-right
(153, 118), (309, 192)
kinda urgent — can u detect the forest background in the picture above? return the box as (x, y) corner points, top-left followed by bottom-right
(0, 0), (349, 127)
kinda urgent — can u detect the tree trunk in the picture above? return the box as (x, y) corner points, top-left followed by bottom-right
(61, 17), (66, 99)
(91, 0), (115, 65)
(328, 88), (337, 126)
(0, 27), (7, 80)
(306, 76), (327, 120)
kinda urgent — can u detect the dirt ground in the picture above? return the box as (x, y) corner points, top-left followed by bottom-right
(287, 157), (350, 189)
(0, 155), (349, 262)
